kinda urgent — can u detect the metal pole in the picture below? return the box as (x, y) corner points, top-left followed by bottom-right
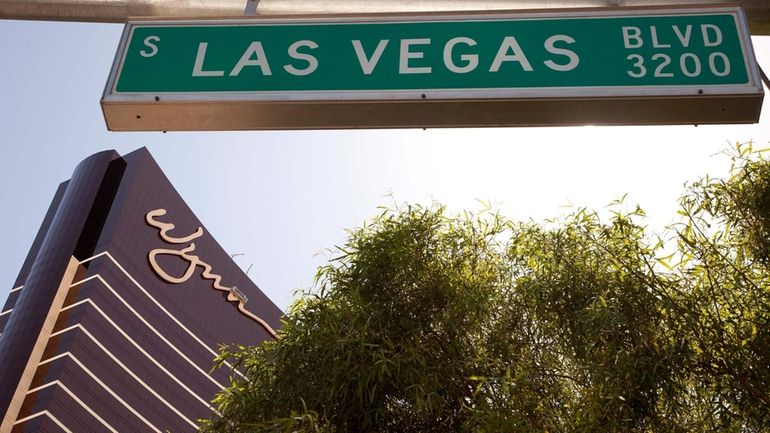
(0, 0), (769, 35)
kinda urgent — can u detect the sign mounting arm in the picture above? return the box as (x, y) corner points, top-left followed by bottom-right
(244, 0), (259, 16)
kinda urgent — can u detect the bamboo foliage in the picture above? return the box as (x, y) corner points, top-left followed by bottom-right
(202, 143), (770, 433)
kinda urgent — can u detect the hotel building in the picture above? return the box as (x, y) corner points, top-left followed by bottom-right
(0, 148), (282, 432)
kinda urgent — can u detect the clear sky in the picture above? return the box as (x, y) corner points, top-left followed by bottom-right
(0, 19), (768, 311)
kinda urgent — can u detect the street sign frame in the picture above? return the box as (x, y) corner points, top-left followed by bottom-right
(101, 5), (764, 130)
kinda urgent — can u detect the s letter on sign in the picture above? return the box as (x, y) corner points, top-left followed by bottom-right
(100, 6), (764, 131)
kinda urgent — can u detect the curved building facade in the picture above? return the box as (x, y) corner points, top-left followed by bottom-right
(0, 148), (282, 432)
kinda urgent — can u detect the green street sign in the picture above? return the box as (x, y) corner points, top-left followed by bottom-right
(101, 7), (764, 130)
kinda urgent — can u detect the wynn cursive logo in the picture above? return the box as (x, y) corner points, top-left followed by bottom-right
(145, 209), (277, 338)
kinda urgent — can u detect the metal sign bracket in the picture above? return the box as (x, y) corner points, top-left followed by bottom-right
(244, 0), (259, 16)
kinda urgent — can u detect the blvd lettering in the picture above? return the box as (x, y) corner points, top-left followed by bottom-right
(621, 23), (732, 79)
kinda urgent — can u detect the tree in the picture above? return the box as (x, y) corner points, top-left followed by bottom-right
(202, 143), (770, 433)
